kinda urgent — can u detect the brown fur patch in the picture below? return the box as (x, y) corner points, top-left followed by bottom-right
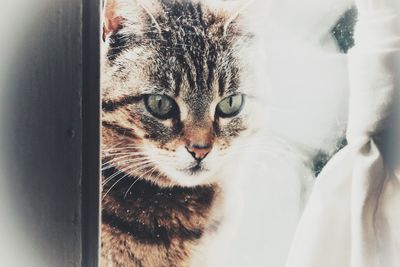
(102, 172), (221, 267)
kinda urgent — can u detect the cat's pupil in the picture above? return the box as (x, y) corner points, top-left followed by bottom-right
(158, 99), (162, 109)
(229, 97), (233, 107)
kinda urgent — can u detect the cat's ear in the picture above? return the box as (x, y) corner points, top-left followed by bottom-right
(102, 0), (161, 41)
(103, 0), (123, 41)
(222, 0), (254, 37)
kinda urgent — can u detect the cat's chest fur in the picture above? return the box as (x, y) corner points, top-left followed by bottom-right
(101, 169), (224, 267)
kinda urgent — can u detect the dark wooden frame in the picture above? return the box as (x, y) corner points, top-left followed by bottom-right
(0, 0), (101, 265)
(82, 0), (101, 266)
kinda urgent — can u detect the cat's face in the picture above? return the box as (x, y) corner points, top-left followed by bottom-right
(102, 0), (256, 187)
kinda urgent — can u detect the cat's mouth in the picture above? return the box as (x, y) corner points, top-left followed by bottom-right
(178, 162), (210, 176)
(188, 164), (207, 175)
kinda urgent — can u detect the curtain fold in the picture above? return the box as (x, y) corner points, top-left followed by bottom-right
(286, 3), (400, 267)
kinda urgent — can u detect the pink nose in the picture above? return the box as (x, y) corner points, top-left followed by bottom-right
(185, 143), (212, 161)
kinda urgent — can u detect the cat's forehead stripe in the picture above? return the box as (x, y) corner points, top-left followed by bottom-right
(174, 72), (182, 97)
(149, 3), (241, 106)
(102, 95), (143, 112)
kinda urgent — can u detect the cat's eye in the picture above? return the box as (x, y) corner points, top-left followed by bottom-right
(144, 94), (179, 120)
(216, 94), (245, 118)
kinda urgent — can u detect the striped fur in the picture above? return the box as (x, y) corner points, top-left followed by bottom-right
(101, 1), (255, 266)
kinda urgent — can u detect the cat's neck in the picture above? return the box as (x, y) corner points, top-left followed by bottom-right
(102, 167), (223, 246)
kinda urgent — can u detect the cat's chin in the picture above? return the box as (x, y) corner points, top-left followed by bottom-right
(165, 166), (217, 187)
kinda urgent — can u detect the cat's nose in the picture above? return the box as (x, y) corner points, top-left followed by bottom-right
(184, 124), (214, 161)
(185, 143), (212, 162)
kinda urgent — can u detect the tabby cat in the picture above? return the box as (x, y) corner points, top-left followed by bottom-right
(101, 0), (257, 266)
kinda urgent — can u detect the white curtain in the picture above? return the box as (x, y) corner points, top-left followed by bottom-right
(286, 0), (400, 266)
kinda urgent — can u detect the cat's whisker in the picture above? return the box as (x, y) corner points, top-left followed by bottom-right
(101, 157), (150, 172)
(103, 173), (132, 200)
(102, 159), (153, 183)
(102, 162), (155, 200)
(102, 153), (146, 162)
(151, 169), (166, 188)
(102, 154), (147, 162)
(102, 160), (153, 186)
(103, 147), (144, 152)
(102, 154), (148, 167)
(123, 176), (142, 199)
(102, 150), (145, 156)
(123, 165), (158, 199)
(101, 154), (149, 167)
(103, 150), (146, 155)
(102, 146), (145, 152)
(102, 166), (131, 187)
(102, 141), (125, 151)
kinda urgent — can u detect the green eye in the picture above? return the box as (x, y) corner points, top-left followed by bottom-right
(144, 94), (179, 120)
(216, 94), (245, 118)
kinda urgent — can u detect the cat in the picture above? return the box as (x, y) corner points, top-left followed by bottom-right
(100, 0), (258, 266)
